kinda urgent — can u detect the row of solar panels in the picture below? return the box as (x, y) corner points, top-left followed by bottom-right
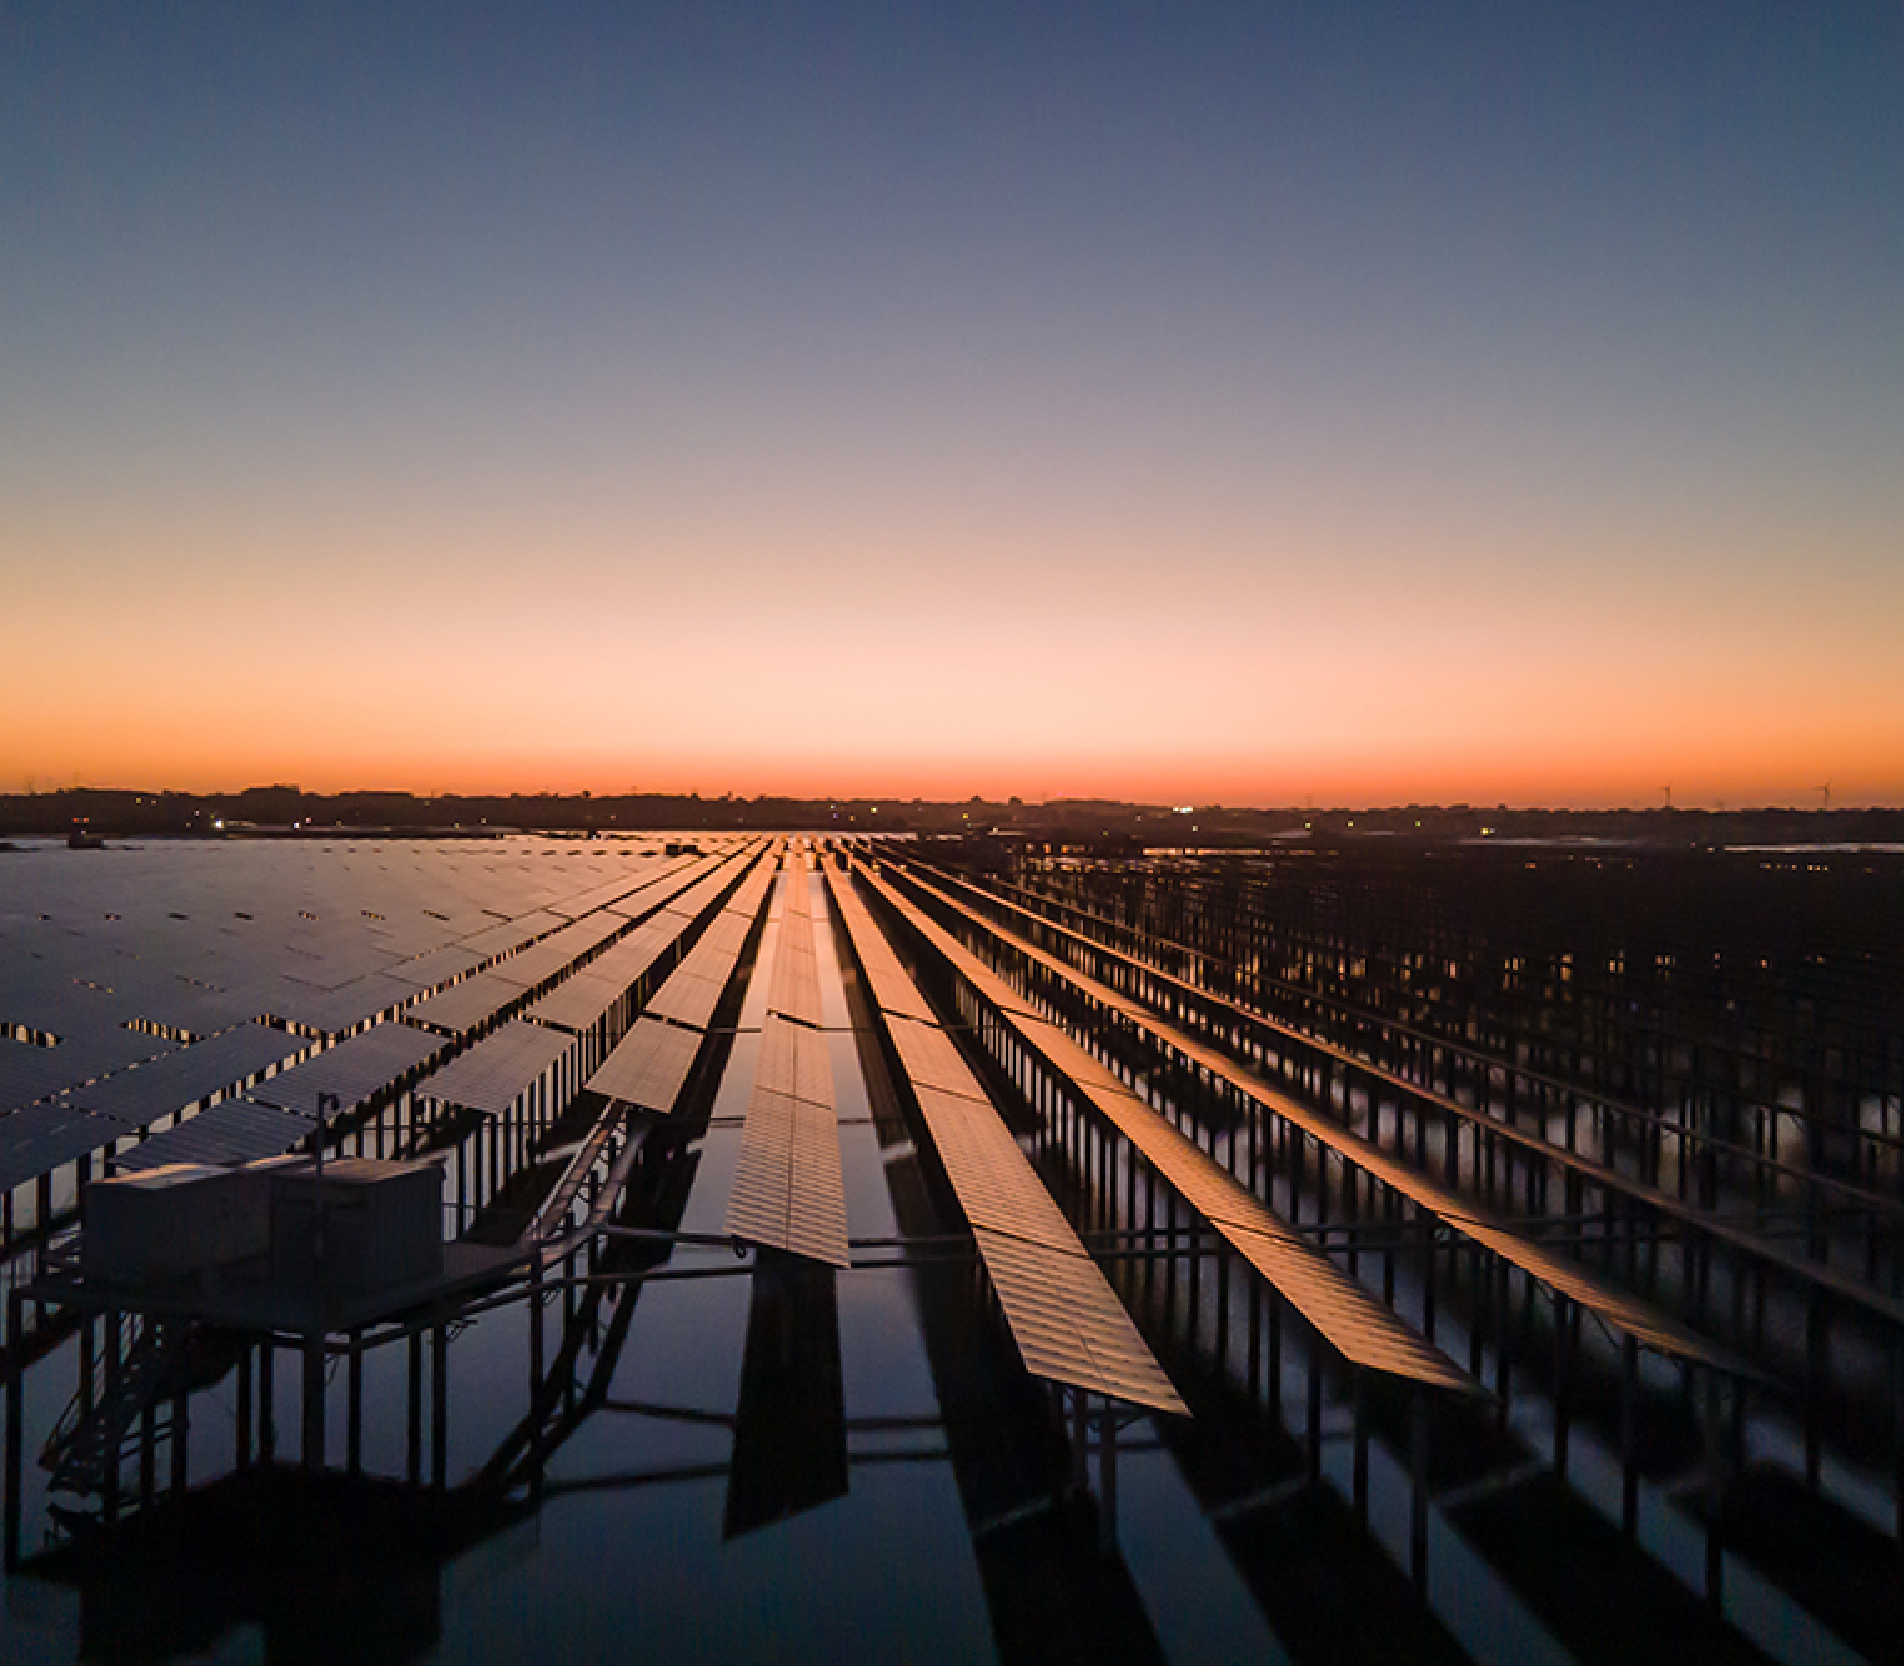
(725, 855), (850, 1267)
(420, 849), (771, 1118)
(860, 864), (1484, 1396)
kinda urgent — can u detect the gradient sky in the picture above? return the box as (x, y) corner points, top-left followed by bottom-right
(3, 3), (1900, 807)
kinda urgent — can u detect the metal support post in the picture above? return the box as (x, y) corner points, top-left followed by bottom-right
(1306, 1330), (1325, 1483)
(1410, 1389), (1431, 1589)
(5, 1290), (22, 1569)
(1705, 1373), (1725, 1608)
(1352, 1368), (1369, 1523)
(1620, 1334), (1640, 1539)
(347, 1334), (363, 1477)
(303, 1330), (325, 1471)
(236, 1344), (253, 1470)
(432, 1323), (449, 1490)
(1553, 1296), (1572, 1478)
(407, 1330), (423, 1485)
(170, 1385), (189, 1495)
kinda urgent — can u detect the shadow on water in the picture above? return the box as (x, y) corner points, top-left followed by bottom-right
(1124, 1282), (1473, 1666)
(1448, 1468), (1776, 1666)
(724, 1252), (848, 1539)
(26, 1467), (528, 1665)
(1696, 1463), (1904, 1666)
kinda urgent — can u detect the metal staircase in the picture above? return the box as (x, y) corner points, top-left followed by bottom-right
(40, 1316), (189, 1495)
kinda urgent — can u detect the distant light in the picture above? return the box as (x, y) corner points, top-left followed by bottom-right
(213, 819), (224, 830)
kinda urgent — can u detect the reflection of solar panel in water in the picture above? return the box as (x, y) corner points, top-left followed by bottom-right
(724, 1252), (848, 1539)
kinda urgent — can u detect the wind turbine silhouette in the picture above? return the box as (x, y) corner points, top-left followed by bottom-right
(1662, 784), (1673, 811)
(1816, 781), (1832, 810)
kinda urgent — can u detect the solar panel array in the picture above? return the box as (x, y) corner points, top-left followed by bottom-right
(523, 853), (731, 1033)
(902, 866), (1760, 1381)
(725, 856), (850, 1267)
(828, 865), (1185, 1414)
(861, 865), (1482, 1396)
(586, 853), (776, 1115)
(0, 836), (752, 1201)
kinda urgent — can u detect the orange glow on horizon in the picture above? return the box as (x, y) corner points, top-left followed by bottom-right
(5, 398), (1899, 812)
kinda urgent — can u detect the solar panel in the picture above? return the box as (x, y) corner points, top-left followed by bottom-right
(419, 1019), (575, 1117)
(752, 1013), (828, 1107)
(767, 865), (824, 1027)
(972, 1227), (1188, 1412)
(724, 1087), (849, 1268)
(405, 966), (529, 1038)
(61, 1023), (311, 1126)
(111, 1097), (310, 1173)
(251, 1021), (448, 1119)
(0, 1100), (124, 1193)
(520, 965), (626, 1034)
(263, 971), (418, 1036)
(883, 1016), (992, 1104)
(0, 1038), (89, 1116)
(586, 1017), (703, 1114)
(457, 914), (559, 960)
(385, 943), (486, 989)
(643, 970), (716, 1031)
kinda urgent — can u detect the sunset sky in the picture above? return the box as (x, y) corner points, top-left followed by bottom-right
(3, 3), (1900, 808)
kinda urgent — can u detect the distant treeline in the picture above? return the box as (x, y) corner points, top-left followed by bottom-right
(0, 785), (1899, 847)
